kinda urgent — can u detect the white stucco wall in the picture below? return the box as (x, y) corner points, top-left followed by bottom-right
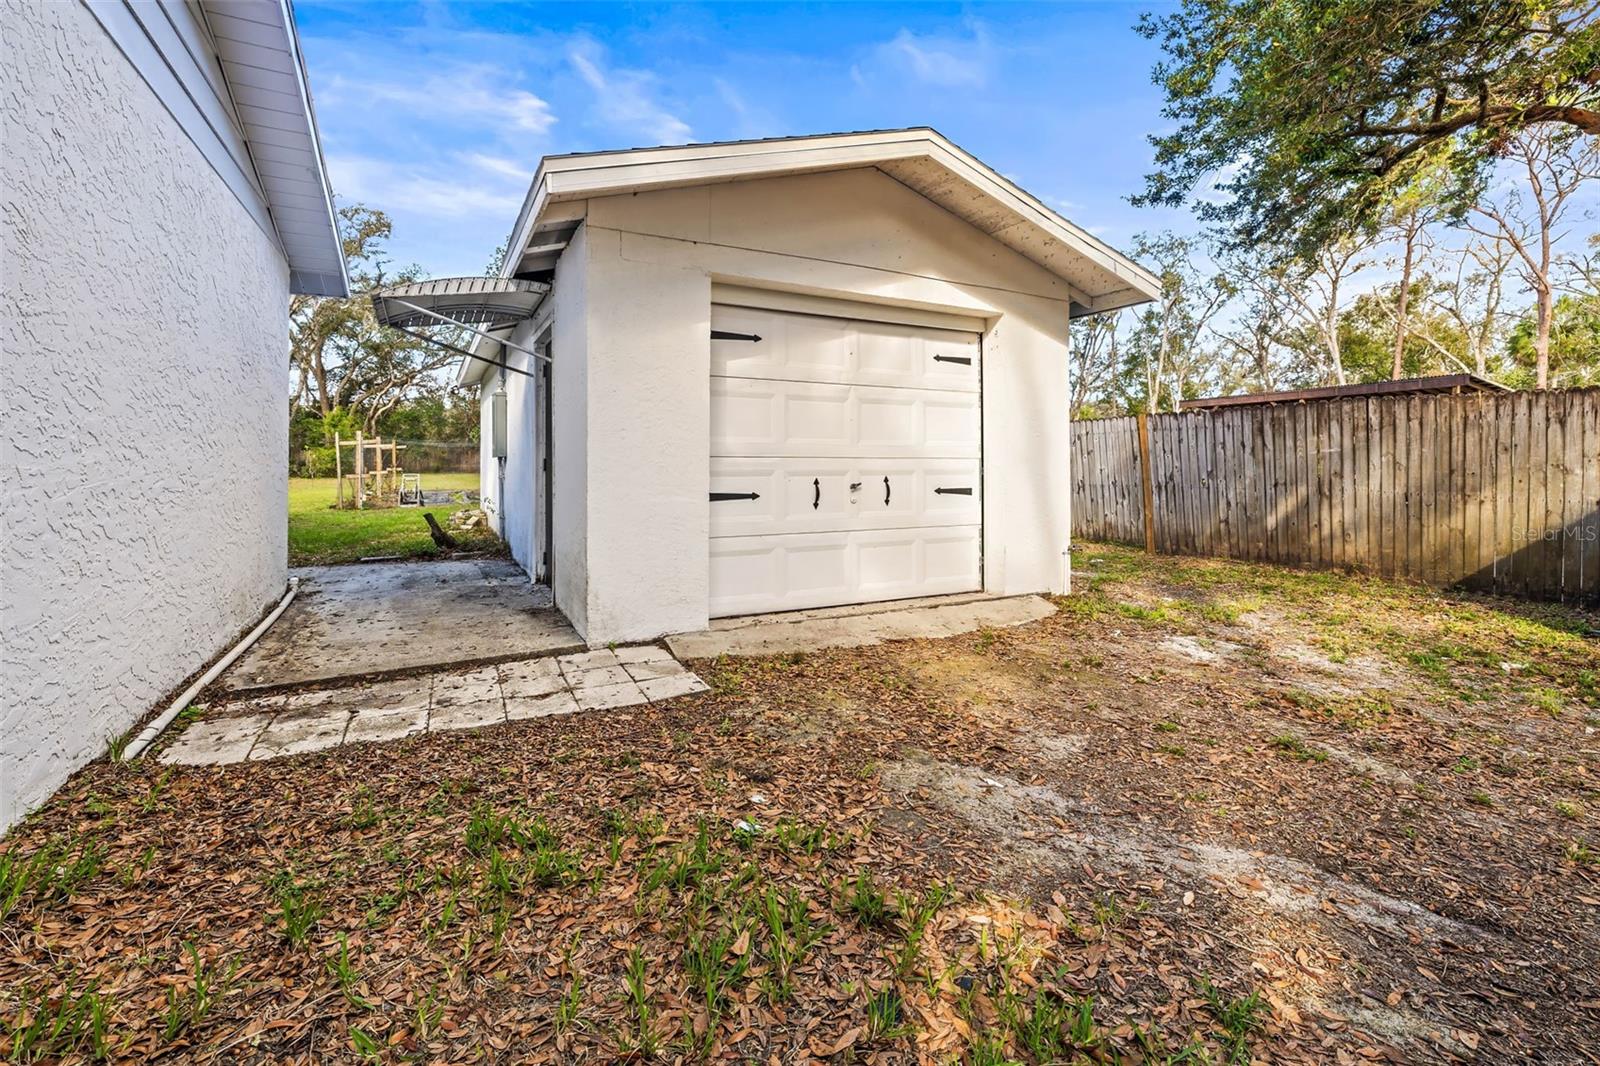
(487, 323), (540, 578)
(551, 167), (1074, 644)
(1, 1), (291, 831)
(550, 226), (591, 636)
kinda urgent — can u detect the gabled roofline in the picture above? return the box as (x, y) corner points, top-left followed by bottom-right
(497, 128), (1159, 311)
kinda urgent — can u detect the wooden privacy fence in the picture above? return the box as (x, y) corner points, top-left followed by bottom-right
(1071, 388), (1600, 602)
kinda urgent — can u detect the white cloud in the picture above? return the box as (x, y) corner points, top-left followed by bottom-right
(875, 23), (991, 88)
(462, 153), (536, 182)
(568, 36), (693, 145)
(329, 155), (527, 219)
(325, 68), (556, 135)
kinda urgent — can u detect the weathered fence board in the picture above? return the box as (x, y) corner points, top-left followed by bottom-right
(1070, 388), (1600, 602)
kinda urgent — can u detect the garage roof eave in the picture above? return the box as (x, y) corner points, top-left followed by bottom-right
(199, 0), (348, 297)
(499, 128), (1160, 308)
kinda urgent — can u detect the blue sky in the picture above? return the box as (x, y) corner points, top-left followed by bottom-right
(295, 1), (1190, 277)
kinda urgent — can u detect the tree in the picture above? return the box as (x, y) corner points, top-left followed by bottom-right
(1506, 291), (1600, 386)
(289, 205), (456, 434)
(1134, 0), (1600, 258)
(1069, 311), (1123, 418)
(1421, 236), (1515, 376)
(1502, 232), (1600, 386)
(1339, 275), (1475, 380)
(1223, 235), (1377, 386)
(1119, 233), (1232, 412)
(1465, 127), (1600, 387)
(1380, 170), (1451, 378)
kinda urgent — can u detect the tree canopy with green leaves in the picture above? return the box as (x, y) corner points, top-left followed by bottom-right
(1134, 1), (1600, 258)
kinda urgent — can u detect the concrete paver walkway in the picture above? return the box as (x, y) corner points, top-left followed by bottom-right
(162, 645), (707, 766)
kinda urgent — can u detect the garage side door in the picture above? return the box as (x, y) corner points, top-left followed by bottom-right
(709, 303), (981, 617)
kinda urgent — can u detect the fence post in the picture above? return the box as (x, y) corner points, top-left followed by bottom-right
(334, 432), (343, 508)
(1137, 412), (1156, 554)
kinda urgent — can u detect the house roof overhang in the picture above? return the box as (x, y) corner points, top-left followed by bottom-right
(496, 128), (1159, 319)
(199, 0), (348, 297)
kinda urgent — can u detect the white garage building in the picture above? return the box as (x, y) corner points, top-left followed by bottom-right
(459, 129), (1157, 645)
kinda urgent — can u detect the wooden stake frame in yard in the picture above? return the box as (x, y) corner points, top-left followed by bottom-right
(330, 435), (411, 509)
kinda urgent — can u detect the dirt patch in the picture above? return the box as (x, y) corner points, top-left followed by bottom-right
(1158, 634), (1244, 664)
(883, 753), (1481, 944)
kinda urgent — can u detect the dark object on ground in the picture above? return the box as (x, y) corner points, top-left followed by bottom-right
(423, 512), (457, 550)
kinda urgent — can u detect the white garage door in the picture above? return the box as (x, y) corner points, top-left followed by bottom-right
(709, 303), (982, 617)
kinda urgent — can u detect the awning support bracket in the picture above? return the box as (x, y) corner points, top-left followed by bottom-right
(389, 323), (538, 380)
(387, 298), (550, 365)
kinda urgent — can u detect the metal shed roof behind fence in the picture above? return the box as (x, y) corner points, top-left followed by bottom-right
(1182, 374), (1508, 410)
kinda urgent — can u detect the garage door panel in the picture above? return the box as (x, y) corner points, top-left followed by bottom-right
(855, 459), (981, 527)
(709, 458), (855, 537)
(709, 527), (981, 617)
(712, 379), (978, 458)
(711, 304), (980, 393)
(711, 458), (979, 537)
(923, 396), (981, 450)
(785, 391), (852, 450)
(856, 321), (980, 392)
(713, 306), (855, 382)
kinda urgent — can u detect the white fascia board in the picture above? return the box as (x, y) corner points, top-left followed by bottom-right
(202, 0), (348, 298)
(501, 129), (1159, 305)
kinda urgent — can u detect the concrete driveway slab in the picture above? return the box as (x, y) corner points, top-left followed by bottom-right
(221, 560), (582, 693)
(506, 691), (580, 721)
(345, 705), (429, 744)
(251, 711), (351, 759)
(499, 657), (563, 699)
(666, 594), (1057, 659)
(622, 659), (687, 682)
(565, 664), (634, 690)
(160, 715), (271, 765)
(429, 699), (505, 731)
(574, 682), (649, 711)
(431, 666), (501, 706)
(638, 673), (710, 701)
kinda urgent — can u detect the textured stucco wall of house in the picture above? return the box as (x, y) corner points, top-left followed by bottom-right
(1, 0), (290, 831)
(551, 167), (1073, 645)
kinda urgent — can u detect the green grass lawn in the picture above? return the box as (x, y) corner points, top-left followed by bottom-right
(287, 473), (501, 567)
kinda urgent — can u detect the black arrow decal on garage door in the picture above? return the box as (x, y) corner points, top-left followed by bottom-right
(711, 330), (762, 342)
(710, 492), (761, 501)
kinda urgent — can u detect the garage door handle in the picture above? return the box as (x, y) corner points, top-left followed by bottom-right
(933, 354), (972, 365)
(813, 478), (820, 510)
(710, 492), (760, 502)
(883, 476), (891, 506)
(934, 487), (973, 495)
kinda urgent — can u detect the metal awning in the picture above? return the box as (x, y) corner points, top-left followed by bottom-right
(370, 276), (548, 329)
(370, 277), (550, 378)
